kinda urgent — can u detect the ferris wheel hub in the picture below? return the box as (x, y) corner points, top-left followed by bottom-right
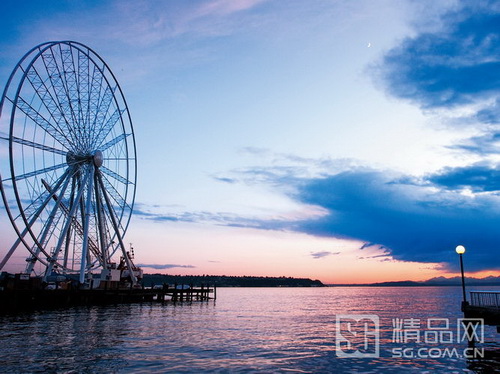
(65, 150), (104, 168)
(93, 150), (103, 168)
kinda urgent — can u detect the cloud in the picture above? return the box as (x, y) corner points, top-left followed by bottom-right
(291, 169), (500, 272)
(133, 202), (289, 230)
(316, 0), (500, 272)
(134, 158), (500, 272)
(310, 251), (340, 259)
(216, 160), (500, 272)
(428, 163), (500, 192)
(193, 0), (267, 18)
(136, 263), (196, 270)
(451, 131), (500, 155)
(379, 1), (500, 117)
(109, 0), (268, 46)
(212, 176), (238, 184)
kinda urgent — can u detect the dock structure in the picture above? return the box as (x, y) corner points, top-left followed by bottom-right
(0, 277), (215, 313)
(463, 291), (500, 333)
(155, 284), (215, 302)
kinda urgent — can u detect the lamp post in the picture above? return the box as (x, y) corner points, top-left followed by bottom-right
(455, 245), (467, 307)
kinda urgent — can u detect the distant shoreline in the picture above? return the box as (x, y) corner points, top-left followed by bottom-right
(143, 273), (325, 287)
(142, 274), (500, 288)
(328, 277), (500, 287)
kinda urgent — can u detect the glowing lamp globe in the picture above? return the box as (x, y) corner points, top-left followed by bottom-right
(455, 245), (466, 255)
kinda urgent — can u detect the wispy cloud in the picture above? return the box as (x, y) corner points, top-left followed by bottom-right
(133, 202), (291, 230)
(192, 0), (268, 18)
(137, 263), (196, 270)
(110, 0), (268, 45)
(310, 251), (340, 259)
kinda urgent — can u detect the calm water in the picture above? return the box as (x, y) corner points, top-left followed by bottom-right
(0, 286), (499, 373)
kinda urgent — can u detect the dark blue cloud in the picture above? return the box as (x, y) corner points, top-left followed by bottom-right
(380, 1), (500, 119)
(291, 169), (500, 272)
(429, 164), (500, 191)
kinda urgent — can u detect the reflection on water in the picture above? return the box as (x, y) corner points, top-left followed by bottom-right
(0, 287), (498, 373)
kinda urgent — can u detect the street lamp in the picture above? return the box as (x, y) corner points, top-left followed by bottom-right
(455, 245), (467, 307)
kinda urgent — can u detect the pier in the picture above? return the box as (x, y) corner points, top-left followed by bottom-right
(0, 277), (215, 313)
(463, 291), (500, 333)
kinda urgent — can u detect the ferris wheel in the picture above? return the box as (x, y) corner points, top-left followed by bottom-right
(0, 41), (138, 284)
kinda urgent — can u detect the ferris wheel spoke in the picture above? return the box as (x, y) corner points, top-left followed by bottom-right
(99, 173), (130, 213)
(77, 50), (90, 150)
(99, 133), (130, 152)
(40, 47), (80, 148)
(59, 44), (86, 151)
(100, 165), (132, 185)
(90, 86), (116, 149)
(12, 162), (67, 182)
(16, 167), (72, 221)
(2, 135), (67, 156)
(59, 45), (80, 120)
(87, 65), (105, 145)
(11, 96), (73, 149)
(93, 108), (125, 148)
(24, 65), (77, 149)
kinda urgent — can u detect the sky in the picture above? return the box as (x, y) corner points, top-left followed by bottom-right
(0, 0), (499, 284)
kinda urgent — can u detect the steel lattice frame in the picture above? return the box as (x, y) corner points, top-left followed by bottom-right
(0, 41), (137, 283)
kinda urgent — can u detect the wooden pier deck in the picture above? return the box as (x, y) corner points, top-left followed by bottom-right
(463, 291), (500, 333)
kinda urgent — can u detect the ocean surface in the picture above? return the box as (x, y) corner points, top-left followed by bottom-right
(0, 286), (499, 373)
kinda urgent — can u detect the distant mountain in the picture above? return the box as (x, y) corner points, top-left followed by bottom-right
(329, 276), (500, 287)
(423, 276), (500, 286)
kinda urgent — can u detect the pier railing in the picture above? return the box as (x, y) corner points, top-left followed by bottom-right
(469, 291), (500, 309)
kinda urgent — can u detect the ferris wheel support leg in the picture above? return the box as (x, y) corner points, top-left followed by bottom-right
(0, 168), (71, 272)
(94, 172), (108, 269)
(26, 170), (74, 274)
(79, 165), (95, 284)
(43, 169), (91, 282)
(62, 176), (77, 269)
(97, 172), (137, 286)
